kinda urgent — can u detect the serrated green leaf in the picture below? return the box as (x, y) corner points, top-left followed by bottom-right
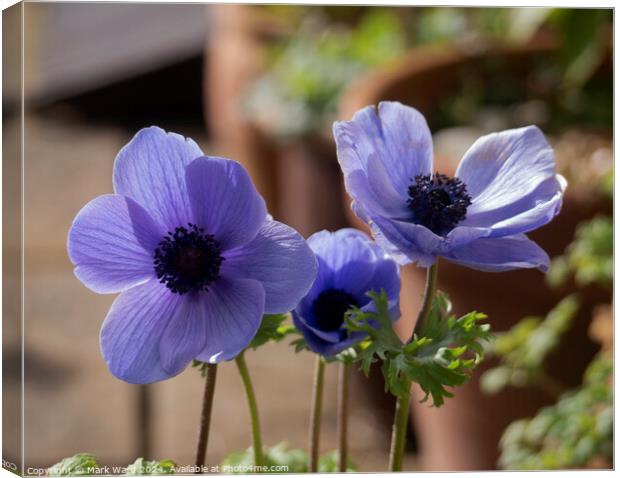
(191, 359), (208, 377)
(290, 337), (309, 353)
(346, 289), (491, 407)
(250, 314), (293, 350)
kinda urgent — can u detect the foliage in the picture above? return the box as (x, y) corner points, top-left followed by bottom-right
(499, 353), (612, 469)
(249, 314), (296, 350)
(221, 442), (356, 473)
(245, 9), (407, 138)
(345, 290), (491, 406)
(416, 8), (611, 131)
(48, 455), (176, 476)
(48, 453), (99, 476)
(548, 9), (611, 90)
(124, 458), (176, 475)
(480, 295), (579, 395)
(490, 195), (612, 469)
(548, 216), (613, 290)
(192, 314), (297, 375)
(247, 6), (610, 138)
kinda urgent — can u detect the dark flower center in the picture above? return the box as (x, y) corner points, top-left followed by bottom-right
(407, 173), (472, 235)
(312, 289), (360, 332)
(154, 223), (224, 295)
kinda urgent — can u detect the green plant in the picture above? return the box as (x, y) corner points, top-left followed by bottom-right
(480, 295), (579, 397)
(244, 9), (407, 139)
(499, 353), (612, 469)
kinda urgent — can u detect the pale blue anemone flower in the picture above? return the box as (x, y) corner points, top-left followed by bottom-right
(292, 229), (400, 356)
(68, 127), (317, 384)
(333, 101), (566, 272)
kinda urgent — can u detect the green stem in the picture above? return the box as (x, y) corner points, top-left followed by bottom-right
(195, 364), (218, 472)
(308, 356), (326, 472)
(235, 351), (264, 468)
(337, 362), (349, 472)
(388, 386), (412, 472)
(389, 262), (438, 471)
(137, 385), (152, 459)
(410, 262), (439, 341)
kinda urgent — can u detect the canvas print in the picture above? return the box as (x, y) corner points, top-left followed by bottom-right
(2, 3), (613, 475)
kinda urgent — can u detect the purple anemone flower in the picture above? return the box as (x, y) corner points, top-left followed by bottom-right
(333, 101), (566, 272)
(292, 229), (400, 357)
(67, 127), (317, 384)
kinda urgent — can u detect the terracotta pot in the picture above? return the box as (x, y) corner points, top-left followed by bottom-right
(205, 5), (349, 236)
(338, 40), (611, 470)
(205, 5), (283, 212)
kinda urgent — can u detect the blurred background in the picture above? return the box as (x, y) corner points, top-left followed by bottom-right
(3, 3), (613, 473)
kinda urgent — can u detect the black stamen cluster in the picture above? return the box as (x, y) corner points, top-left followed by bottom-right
(407, 173), (472, 236)
(154, 223), (224, 295)
(312, 289), (359, 333)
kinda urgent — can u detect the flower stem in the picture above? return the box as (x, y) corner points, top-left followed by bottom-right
(410, 262), (439, 340)
(195, 363), (218, 472)
(388, 386), (412, 472)
(137, 385), (152, 459)
(337, 362), (349, 472)
(235, 351), (265, 468)
(389, 262), (439, 471)
(308, 356), (326, 472)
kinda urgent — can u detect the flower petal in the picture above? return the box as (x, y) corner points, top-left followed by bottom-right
(370, 215), (492, 267)
(292, 312), (366, 356)
(370, 216), (443, 266)
(194, 276), (265, 363)
(159, 294), (209, 376)
(456, 126), (560, 222)
(443, 234), (550, 272)
(221, 220), (317, 314)
(365, 254), (401, 305)
(185, 157), (267, 250)
(113, 126), (203, 228)
(100, 279), (183, 384)
(296, 312), (343, 343)
(67, 194), (164, 294)
(463, 175), (566, 237)
(334, 101), (432, 219)
(345, 168), (407, 221)
(304, 229), (377, 301)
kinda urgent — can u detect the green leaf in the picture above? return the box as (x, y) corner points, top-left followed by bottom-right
(481, 295), (580, 394)
(243, 9), (407, 139)
(191, 359), (208, 377)
(290, 336), (309, 353)
(221, 443), (357, 473)
(554, 9), (610, 89)
(480, 365), (512, 394)
(346, 290), (491, 407)
(48, 453), (99, 476)
(124, 458), (176, 475)
(250, 314), (295, 350)
(498, 353), (612, 470)
(318, 450), (357, 472)
(548, 216), (612, 289)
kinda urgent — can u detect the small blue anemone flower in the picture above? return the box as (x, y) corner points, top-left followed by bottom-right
(333, 101), (566, 272)
(292, 229), (401, 357)
(67, 127), (317, 384)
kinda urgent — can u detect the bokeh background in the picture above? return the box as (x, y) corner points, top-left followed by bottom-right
(3, 3), (613, 473)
